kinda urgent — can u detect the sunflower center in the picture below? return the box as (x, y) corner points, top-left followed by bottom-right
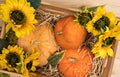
(26, 61), (33, 70)
(6, 52), (20, 67)
(10, 10), (26, 25)
(102, 37), (115, 47)
(4, 28), (18, 45)
(77, 13), (92, 26)
(94, 16), (110, 32)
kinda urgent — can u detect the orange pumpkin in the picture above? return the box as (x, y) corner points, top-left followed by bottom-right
(58, 46), (93, 77)
(54, 15), (87, 49)
(17, 23), (58, 66)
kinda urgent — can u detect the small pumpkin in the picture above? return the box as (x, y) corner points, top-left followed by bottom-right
(54, 15), (87, 49)
(58, 46), (93, 77)
(17, 23), (58, 66)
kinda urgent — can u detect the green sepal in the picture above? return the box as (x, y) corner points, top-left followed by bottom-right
(16, 55), (24, 73)
(27, 0), (41, 9)
(16, 63), (22, 67)
(48, 51), (65, 68)
(24, 52), (30, 58)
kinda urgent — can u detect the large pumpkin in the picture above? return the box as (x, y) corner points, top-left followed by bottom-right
(54, 15), (87, 49)
(58, 46), (93, 77)
(17, 23), (58, 66)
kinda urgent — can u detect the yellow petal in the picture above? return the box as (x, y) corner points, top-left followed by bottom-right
(95, 48), (107, 59)
(105, 12), (117, 27)
(32, 60), (40, 66)
(107, 47), (114, 57)
(31, 66), (36, 71)
(2, 48), (9, 54)
(96, 7), (106, 16)
(6, 24), (12, 33)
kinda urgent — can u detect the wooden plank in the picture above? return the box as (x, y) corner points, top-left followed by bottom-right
(111, 41), (120, 77)
(0, 69), (48, 77)
(0, 20), (5, 39)
(0, 0), (4, 3)
(102, 41), (118, 77)
(44, 0), (120, 18)
(0, 69), (23, 77)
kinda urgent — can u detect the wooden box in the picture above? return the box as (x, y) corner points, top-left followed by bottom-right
(0, 2), (118, 77)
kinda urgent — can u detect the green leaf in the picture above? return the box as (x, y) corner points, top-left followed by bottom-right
(27, 0), (41, 9)
(48, 51), (65, 67)
(16, 63), (22, 67)
(0, 73), (10, 77)
(82, 5), (105, 12)
(88, 5), (105, 12)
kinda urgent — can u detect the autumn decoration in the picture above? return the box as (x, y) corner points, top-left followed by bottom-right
(0, 0), (120, 77)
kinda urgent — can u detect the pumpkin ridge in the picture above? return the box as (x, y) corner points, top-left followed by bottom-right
(61, 61), (73, 77)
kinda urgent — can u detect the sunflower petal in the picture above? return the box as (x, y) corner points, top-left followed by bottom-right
(107, 47), (114, 57)
(6, 24), (12, 33)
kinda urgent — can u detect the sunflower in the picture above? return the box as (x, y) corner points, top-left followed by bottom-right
(0, 0), (37, 37)
(92, 46), (113, 58)
(0, 45), (24, 73)
(22, 51), (40, 77)
(75, 9), (93, 27)
(92, 23), (120, 58)
(86, 7), (117, 36)
(92, 35), (114, 58)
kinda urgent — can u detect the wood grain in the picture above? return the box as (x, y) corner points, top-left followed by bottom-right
(0, 20), (5, 39)
(44, 0), (120, 18)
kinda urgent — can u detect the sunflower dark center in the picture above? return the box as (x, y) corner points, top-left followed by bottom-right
(4, 28), (18, 46)
(6, 52), (20, 67)
(102, 37), (115, 47)
(94, 16), (110, 32)
(77, 13), (92, 26)
(26, 61), (32, 70)
(10, 10), (26, 25)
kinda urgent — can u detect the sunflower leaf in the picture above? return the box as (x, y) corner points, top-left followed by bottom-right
(82, 5), (105, 12)
(48, 51), (65, 68)
(27, 0), (41, 9)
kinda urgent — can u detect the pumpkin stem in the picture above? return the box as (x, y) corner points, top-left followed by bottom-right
(32, 40), (40, 45)
(68, 57), (76, 63)
(57, 31), (63, 35)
